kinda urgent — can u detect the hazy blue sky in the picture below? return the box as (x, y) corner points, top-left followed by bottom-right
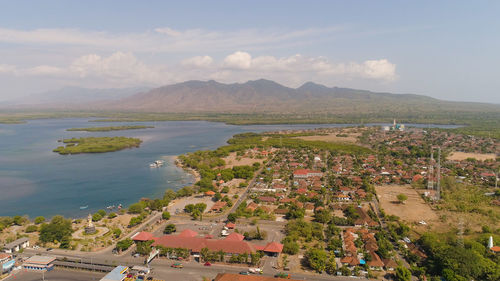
(0, 0), (499, 103)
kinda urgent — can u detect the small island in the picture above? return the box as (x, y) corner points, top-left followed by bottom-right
(66, 125), (154, 132)
(53, 137), (142, 154)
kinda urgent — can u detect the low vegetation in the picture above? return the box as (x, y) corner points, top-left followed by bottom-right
(66, 125), (154, 132)
(53, 136), (142, 154)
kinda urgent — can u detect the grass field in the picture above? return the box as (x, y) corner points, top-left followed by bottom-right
(376, 184), (439, 224)
(447, 151), (496, 161)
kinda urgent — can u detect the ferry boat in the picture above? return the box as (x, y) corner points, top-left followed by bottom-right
(79, 205), (88, 210)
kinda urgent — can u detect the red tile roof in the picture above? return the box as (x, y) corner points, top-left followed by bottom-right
(178, 229), (198, 238)
(132, 231), (156, 241)
(225, 232), (245, 241)
(263, 242), (283, 253)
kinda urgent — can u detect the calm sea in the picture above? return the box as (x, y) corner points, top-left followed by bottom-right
(0, 119), (460, 218)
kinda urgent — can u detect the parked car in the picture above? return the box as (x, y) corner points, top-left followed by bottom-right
(46, 248), (53, 252)
(239, 271), (249, 275)
(171, 263), (183, 268)
(274, 272), (291, 279)
(204, 262), (211, 266)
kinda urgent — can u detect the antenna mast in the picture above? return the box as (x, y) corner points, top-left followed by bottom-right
(436, 147), (441, 200)
(427, 147), (434, 190)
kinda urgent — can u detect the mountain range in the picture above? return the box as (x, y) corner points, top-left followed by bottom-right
(4, 80), (499, 116)
(98, 79), (500, 115)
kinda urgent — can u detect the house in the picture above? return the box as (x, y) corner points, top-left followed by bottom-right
(204, 191), (216, 196)
(258, 196), (277, 204)
(3, 237), (29, 253)
(225, 222), (236, 229)
(22, 256), (56, 272)
(340, 256), (359, 267)
(0, 253), (14, 273)
(366, 251), (384, 270)
(210, 201), (227, 213)
(382, 258), (398, 271)
(293, 169), (323, 179)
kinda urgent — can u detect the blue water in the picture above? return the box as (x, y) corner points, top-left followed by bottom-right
(0, 119), (460, 218)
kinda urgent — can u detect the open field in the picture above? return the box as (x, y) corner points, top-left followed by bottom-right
(294, 132), (360, 144)
(223, 152), (264, 168)
(447, 151), (496, 161)
(376, 184), (439, 224)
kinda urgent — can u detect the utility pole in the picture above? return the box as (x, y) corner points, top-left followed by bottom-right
(427, 147), (434, 190)
(436, 147), (441, 200)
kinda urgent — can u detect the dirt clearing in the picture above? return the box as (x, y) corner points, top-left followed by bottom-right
(223, 152), (264, 169)
(295, 133), (360, 144)
(447, 152), (496, 161)
(376, 184), (439, 224)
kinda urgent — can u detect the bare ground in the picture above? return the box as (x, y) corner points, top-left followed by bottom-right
(376, 184), (439, 224)
(447, 151), (496, 161)
(223, 152), (264, 169)
(295, 132), (360, 144)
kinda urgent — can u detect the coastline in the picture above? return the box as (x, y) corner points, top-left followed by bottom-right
(170, 155), (201, 182)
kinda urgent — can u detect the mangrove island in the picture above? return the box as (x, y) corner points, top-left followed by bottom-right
(53, 136), (142, 154)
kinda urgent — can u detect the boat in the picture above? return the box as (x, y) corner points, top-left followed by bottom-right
(149, 160), (165, 168)
(106, 205), (115, 210)
(79, 205), (88, 210)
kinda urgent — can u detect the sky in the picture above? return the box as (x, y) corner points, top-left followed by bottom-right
(0, 0), (499, 103)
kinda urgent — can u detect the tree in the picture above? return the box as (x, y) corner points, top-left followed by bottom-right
(97, 209), (106, 217)
(92, 213), (103, 222)
(39, 215), (73, 244)
(325, 252), (337, 275)
(397, 194), (408, 204)
(116, 238), (133, 251)
(108, 212), (117, 219)
(162, 211), (171, 220)
(283, 241), (299, 255)
(227, 213), (237, 223)
(395, 266), (412, 281)
(164, 224), (176, 234)
(314, 209), (331, 224)
(25, 225), (38, 233)
(305, 248), (327, 273)
(286, 204), (305, 219)
(136, 240), (154, 255)
(128, 202), (144, 214)
(59, 236), (71, 249)
(112, 228), (122, 239)
(164, 189), (177, 201)
(34, 216), (46, 224)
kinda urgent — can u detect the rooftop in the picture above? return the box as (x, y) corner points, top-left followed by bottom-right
(23, 256), (56, 265)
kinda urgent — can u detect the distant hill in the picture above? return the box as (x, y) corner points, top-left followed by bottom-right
(99, 79), (500, 115)
(3, 86), (148, 108)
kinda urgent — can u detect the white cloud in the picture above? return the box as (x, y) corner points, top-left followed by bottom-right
(0, 26), (342, 54)
(223, 51), (252, 69)
(0, 51), (397, 89)
(181, 56), (213, 68)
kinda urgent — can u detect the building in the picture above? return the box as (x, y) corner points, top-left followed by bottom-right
(22, 256), (56, 271)
(293, 169), (323, 179)
(3, 237), (29, 253)
(1, 253), (14, 273)
(99, 265), (129, 281)
(131, 231), (156, 242)
(150, 229), (283, 259)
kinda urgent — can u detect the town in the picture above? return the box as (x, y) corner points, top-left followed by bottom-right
(1, 124), (499, 281)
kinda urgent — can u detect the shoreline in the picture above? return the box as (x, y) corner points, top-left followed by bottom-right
(171, 155), (201, 182)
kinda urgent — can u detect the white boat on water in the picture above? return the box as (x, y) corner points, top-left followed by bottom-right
(149, 160), (165, 168)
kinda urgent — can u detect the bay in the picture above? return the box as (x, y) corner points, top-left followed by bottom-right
(0, 118), (460, 218)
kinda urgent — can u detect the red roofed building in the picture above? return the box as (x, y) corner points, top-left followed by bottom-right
(131, 231), (156, 242)
(178, 229), (198, 238)
(293, 169), (323, 179)
(225, 222), (236, 229)
(225, 232), (245, 241)
(262, 242), (283, 256)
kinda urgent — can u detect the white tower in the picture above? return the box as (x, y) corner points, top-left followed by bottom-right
(428, 148), (434, 190)
(488, 236), (494, 249)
